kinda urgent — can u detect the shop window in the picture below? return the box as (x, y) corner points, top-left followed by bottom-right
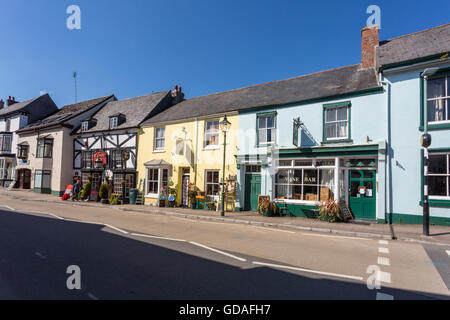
(146, 168), (169, 196)
(257, 114), (276, 145)
(428, 153), (450, 199)
(113, 174), (124, 195)
(323, 103), (351, 142)
(205, 170), (220, 196)
(36, 138), (53, 158)
(204, 120), (219, 148)
(275, 168), (334, 202)
(427, 76), (450, 123)
(154, 127), (165, 151)
(34, 170), (51, 189)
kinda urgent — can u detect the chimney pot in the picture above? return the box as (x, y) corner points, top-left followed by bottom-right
(361, 25), (379, 69)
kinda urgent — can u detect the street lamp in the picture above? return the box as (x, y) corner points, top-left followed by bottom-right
(220, 115), (231, 217)
(421, 67), (439, 236)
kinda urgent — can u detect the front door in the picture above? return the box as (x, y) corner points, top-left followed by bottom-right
(17, 169), (31, 189)
(181, 168), (190, 207)
(245, 174), (261, 212)
(349, 170), (376, 220)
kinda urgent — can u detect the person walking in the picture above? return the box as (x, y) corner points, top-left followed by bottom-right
(72, 179), (82, 202)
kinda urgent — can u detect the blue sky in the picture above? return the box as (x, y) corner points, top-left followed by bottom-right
(0, 0), (448, 108)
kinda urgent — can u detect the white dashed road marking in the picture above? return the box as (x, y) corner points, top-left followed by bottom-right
(252, 261), (364, 281)
(131, 233), (186, 243)
(378, 271), (391, 284)
(104, 224), (129, 235)
(379, 240), (389, 245)
(378, 247), (389, 254)
(189, 241), (247, 262)
(446, 250), (450, 257)
(376, 292), (394, 300)
(377, 257), (390, 266)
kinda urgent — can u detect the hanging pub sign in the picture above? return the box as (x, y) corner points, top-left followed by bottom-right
(122, 150), (130, 161)
(93, 151), (108, 165)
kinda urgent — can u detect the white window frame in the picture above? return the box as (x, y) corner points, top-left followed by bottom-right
(205, 170), (220, 196)
(145, 167), (170, 198)
(110, 117), (118, 129)
(204, 120), (220, 149)
(427, 76), (450, 124)
(258, 114), (276, 145)
(428, 152), (450, 200)
(324, 106), (349, 141)
(154, 127), (165, 151)
(81, 121), (89, 132)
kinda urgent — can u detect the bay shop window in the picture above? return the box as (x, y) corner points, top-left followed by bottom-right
(275, 159), (337, 202)
(428, 152), (450, 199)
(146, 167), (169, 197)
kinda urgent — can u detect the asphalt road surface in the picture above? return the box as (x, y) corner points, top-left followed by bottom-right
(0, 201), (449, 300)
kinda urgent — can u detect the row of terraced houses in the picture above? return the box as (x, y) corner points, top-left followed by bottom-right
(1, 24), (450, 225)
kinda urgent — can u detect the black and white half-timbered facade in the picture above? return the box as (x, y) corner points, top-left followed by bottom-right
(72, 90), (175, 200)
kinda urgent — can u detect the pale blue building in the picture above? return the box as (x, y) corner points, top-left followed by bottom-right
(236, 24), (450, 226)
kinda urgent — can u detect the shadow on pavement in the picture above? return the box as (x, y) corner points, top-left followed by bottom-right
(0, 209), (447, 300)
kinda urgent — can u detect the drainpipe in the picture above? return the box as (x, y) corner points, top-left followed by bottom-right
(381, 78), (392, 225)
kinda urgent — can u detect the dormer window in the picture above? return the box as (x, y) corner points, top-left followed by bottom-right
(109, 113), (126, 129)
(81, 121), (89, 132)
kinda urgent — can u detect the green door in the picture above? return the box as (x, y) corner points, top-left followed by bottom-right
(245, 174), (261, 212)
(348, 170), (376, 220)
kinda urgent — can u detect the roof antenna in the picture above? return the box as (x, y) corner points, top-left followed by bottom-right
(73, 71), (78, 103)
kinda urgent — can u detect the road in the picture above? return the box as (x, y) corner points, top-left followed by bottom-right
(0, 196), (449, 300)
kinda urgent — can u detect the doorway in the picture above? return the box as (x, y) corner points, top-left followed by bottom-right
(348, 170), (376, 220)
(244, 165), (262, 212)
(16, 169), (31, 189)
(181, 168), (190, 207)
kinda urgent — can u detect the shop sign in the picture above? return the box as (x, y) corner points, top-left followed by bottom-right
(93, 151), (107, 165)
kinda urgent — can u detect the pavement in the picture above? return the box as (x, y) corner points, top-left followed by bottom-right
(1, 188), (450, 246)
(0, 199), (449, 299)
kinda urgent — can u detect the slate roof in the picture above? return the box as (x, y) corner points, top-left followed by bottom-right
(17, 95), (114, 133)
(144, 159), (171, 167)
(74, 91), (172, 134)
(377, 23), (450, 70)
(143, 64), (380, 125)
(0, 94), (58, 124)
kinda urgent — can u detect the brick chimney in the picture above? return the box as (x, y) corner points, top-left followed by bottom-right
(171, 85), (184, 104)
(6, 96), (17, 106)
(361, 25), (379, 69)
(0, 99), (4, 108)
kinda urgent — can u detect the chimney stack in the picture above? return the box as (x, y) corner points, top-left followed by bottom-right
(6, 96), (17, 106)
(0, 99), (4, 108)
(171, 85), (184, 104)
(361, 25), (379, 69)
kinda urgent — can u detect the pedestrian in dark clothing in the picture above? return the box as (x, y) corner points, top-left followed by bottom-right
(72, 179), (82, 202)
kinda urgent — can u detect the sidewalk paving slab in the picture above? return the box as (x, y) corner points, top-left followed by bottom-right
(1, 188), (450, 246)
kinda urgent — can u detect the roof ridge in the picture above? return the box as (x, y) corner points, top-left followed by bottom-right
(61, 94), (114, 109)
(183, 64), (362, 102)
(107, 90), (169, 104)
(381, 23), (450, 43)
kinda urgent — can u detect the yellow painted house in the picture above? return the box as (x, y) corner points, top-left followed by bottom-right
(137, 88), (239, 208)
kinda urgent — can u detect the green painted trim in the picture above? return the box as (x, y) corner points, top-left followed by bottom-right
(239, 87), (384, 115)
(420, 75), (424, 128)
(323, 101), (351, 109)
(32, 188), (51, 194)
(420, 149), (424, 203)
(378, 213), (450, 227)
(322, 103), (352, 144)
(420, 200), (450, 208)
(256, 111), (278, 116)
(419, 123), (450, 131)
(429, 147), (450, 152)
(275, 203), (318, 218)
(278, 144), (378, 157)
(380, 54), (449, 72)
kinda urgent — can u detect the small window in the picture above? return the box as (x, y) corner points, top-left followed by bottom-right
(37, 139), (53, 158)
(81, 121), (89, 132)
(205, 170), (220, 196)
(18, 145), (29, 159)
(428, 152), (450, 199)
(258, 114), (276, 145)
(154, 127), (165, 151)
(324, 104), (350, 141)
(204, 120), (219, 147)
(110, 117), (118, 129)
(5, 119), (11, 132)
(427, 76), (450, 123)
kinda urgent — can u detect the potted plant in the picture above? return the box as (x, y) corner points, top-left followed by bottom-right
(257, 198), (278, 217)
(99, 183), (109, 204)
(110, 193), (119, 205)
(318, 199), (343, 223)
(81, 181), (92, 201)
(168, 182), (177, 207)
